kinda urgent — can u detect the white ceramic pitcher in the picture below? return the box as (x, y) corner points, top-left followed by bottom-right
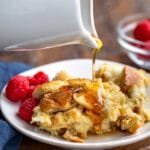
(0, 0), (98, 51)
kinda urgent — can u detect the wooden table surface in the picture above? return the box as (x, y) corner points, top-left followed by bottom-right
(0, 0), (150, 149)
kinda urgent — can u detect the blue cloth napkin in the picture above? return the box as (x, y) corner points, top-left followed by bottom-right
(0, 61), (31, 150)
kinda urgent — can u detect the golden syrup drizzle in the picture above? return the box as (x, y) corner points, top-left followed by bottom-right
(92, 38), (103, 81)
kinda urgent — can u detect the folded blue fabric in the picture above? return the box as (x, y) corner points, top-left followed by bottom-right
(0, 61), (31, 150)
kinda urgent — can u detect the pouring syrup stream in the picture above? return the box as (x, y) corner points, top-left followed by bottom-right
(92, 38), (103, 81)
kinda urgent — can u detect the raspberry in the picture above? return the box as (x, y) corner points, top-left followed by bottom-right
(28, 71), (49, 86)
(34, 71), (49, 85)
(138, 54), (150, 60)
(24, 85), (37, 100)
(18, 98), (39, 122)
(143, 40), (150, 50)
(133, 20), (150, 41)
(27, 76), (37, 86)
(137, 40), (150, 60)
(6, 75), (29, 102)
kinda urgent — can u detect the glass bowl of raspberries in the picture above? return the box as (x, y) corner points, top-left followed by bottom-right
(117, 13), (150, 70)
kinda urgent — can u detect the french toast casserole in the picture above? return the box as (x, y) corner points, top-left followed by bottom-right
(31, 64), (150, 142)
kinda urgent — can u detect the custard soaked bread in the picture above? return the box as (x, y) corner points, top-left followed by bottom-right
(31, 64), (150, 142)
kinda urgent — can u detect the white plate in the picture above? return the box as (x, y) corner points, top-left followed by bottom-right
(0, 59), (150, 150)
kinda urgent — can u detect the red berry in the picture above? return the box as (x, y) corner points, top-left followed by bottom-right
(27, 72), (49, 86)
(137, 40), (150, 60)
(138, 54), (150, 60)
(133, 20), (150, 41)
(6, 75), (29, 102)
(33, 71), (49, 85)
(24, 86), (37, 100)
(143, 40), (150, 50)
(27, 76), (37, 86)
(18, 98), (39, 122)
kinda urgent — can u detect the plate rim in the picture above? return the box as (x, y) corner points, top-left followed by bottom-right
(1, 58), (150, 149)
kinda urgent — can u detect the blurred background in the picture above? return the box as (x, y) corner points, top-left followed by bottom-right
(0, 1), (150, 150)
(0, 0), (150, 68)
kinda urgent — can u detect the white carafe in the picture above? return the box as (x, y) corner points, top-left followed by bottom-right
(0, 0), (98, 51)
